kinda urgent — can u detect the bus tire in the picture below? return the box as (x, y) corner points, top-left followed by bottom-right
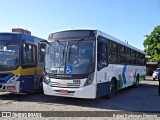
(134, 75), (139, 88)
(37, 77), (44, 93)
(106, 79), (116, 99)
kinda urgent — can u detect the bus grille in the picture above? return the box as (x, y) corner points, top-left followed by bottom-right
(51, 82), (80, 88)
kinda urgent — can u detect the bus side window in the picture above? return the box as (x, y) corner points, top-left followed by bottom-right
(97, 41), (108, 70)
(22, 43), (37, 67)
(39, 43), (46, 63)
(23, 44), (31, 63)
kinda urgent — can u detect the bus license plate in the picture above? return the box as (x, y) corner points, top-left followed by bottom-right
(60, 90), (68, 94)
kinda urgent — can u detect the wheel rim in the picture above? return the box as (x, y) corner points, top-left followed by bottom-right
(110, 81), (115, 96)
(136, 80), (138, 86)
(39, 80), (43, 90)
(136, 77), (139, 87)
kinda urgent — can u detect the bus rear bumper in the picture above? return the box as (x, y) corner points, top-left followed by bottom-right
(0, 81), (20, 93)
(43, 83), (96, 99)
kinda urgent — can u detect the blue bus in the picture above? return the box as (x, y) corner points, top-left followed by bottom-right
(0, 32), (49, 93)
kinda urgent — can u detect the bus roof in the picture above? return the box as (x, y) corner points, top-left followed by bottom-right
(0, 32), (46, 42)
(49, 28), (96, 34)
(49, 28), (145, 54)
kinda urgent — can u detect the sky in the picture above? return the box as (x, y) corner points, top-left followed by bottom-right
(0, 0), (159, 50)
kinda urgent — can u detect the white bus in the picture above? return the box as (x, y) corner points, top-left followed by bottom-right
(43, 29), (146, 99)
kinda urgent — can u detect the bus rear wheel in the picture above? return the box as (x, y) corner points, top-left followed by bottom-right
(134, 75), (139, 88)
(37, 77), (44, 93)
(39, 79), (43, 90)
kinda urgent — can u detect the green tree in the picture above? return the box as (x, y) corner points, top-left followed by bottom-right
(143, 25), (160, 62)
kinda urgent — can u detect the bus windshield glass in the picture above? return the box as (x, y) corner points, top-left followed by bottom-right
(0, 44), (19, 71)
(50, 39), (95, 74)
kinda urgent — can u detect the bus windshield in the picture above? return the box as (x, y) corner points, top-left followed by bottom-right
(50, 39), (95, 74)
(0, 44), (19, 71)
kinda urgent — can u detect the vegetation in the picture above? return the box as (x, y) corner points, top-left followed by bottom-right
(143, 25), (160, 62)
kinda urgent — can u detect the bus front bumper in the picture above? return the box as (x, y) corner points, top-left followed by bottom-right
(43, 82), (96, 99)
(0, 81), (20, 93)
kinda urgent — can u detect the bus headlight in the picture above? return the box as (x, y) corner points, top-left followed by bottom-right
(84, 73), (94, 86)
(44, 76), (51, 85)
(7, 75), (20, 83)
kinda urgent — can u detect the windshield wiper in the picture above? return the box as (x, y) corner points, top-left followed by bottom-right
(0, 42), (9, 50)
(74, 38), (84, 45)
(56, 40), (65, 47)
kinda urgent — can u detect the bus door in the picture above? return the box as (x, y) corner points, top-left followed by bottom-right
(21, 42), (37, 92)
(39, 41), (50, 73)
(34, 42), (50, 90)
(44, 43), (51, 73)
(96, 37), (109, 97)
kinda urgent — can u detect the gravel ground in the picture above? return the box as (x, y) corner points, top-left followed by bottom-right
(0, 76), (159, 120)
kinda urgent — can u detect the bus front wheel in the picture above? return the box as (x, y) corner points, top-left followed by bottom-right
(106, 80), (116, 99)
